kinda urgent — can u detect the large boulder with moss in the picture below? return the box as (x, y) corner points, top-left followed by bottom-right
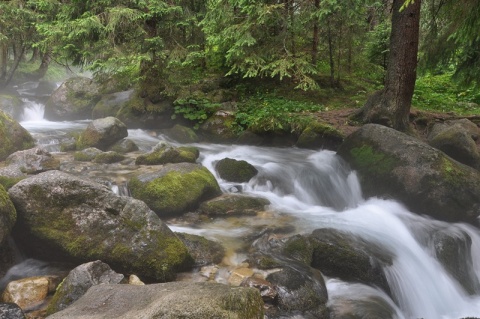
(199, 194), (269, 217)
(296, 121), (345, 150)
(46, 282), (264, 319)
(0, 111), (35, 161)
(77, 117), (128, 151)
(6, 148), (60, 174)
(135, 142), (199, 165)
(337, 124), (480, 223)
(200, 111), (237, 142)
(164, 124), (199, 143)
(44, 77), (101, 121)
(215, 158), (258, 183)
(175, 233), (225, 267)
(91, 90), (134, 119)
(0, 185), (16, 245)
(427, 119), (480, 170)
(129, 163), (221, 217)
(46, 260), (124, 315)
(8, 170), (192, 281)
(0, 93), (23, 120)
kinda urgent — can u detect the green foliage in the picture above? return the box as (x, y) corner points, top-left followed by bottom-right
(235, 94), (323, 133)
(172, 97), (220, 128)
(413, 73), (480, 114)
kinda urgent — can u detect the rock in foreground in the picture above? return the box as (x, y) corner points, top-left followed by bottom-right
(337, 124), (480, 223)
(8, 171), (192, 281)
(46, 282), (264, 319)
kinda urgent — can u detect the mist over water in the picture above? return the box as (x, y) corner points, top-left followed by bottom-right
(11, 83), (480, 318)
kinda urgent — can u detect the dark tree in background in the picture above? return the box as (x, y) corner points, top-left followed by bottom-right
(355, 0), (421, 132)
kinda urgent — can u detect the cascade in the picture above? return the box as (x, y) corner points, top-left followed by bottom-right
(5, 82), (480, 318)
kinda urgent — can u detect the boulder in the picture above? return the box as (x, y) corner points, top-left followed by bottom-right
(0, 185), (16, 246)
(107, 139), (139, 154)
(45, 282), (264, 319)
(73, 147), (103, 162)
(8, 170), (192, 281)
(199, 194), (269, 217)
(164, 124), (199, 143)
(0, 303), (26, 319)
(296, 121), (345, 150)
(175, 233), (225, 267)
(44, 77), (101, 121)
(76, 117), (128, 151)
(427, 119), (480, 170)
(215, 158), (258, 183)
(6, 148), (60, 174)
(0, 111), (35, 161)
(432, 228), (480, 294)
(0, 94), (23, 120)
(337, 124), (480, 223)
(1, 276), (60, 310)
(135, 142), (199, 165)
(46, 261), (124, 315)
(129, 163), (221, 217)
(92, 90), (134, 119)
(92, 151), (125, 164)
(200, 110), (237, 142)
(266, 265), (328, 317)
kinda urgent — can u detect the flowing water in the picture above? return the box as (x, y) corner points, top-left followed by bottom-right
(7, 85), (480, 318)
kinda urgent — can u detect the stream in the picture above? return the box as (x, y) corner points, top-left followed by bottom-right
(6, 81), (480, 318)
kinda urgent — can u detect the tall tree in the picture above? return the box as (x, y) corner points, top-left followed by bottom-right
(354, 0), (421, 131)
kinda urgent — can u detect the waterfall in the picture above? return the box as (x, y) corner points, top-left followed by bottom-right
(21, 98), (45, 122)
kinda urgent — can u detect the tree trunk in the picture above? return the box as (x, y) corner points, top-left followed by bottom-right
(355, 0), (421, 132)
(312, 0), (320, 65)
(327, 18), (335, 87)
(0, 45), (7, 82)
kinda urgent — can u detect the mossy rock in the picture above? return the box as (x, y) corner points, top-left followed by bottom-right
(107, 139), (139, 154)
(92, 90), (134, 119)
(0, 94), (23, 119)
(44, 77), (101, 121)
(164, 124), (199, 143)
(73, 148), (103, 162)
(0, 184), (16, 245)
(337, 124), (480, 223)
(93, 151), (125, 164)
(129, 163), (221, 217)
(215, 158), (258, 183)
(175, 233), (225, 267)
(46, 282), (264, 319)
(76, 117), (128, 151)
(135, 143), (199, 165)
(8, 170), (193, 282)
(0, 110), (35, 161)
(296, 121), (345, 150)
(199, 194), (269, 217)
(199, 111), (238, 143)
(6, 148), (60, 174)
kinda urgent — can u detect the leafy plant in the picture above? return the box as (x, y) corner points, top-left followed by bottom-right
(234, 94), (323, 133)
(172, 97), (220, 129)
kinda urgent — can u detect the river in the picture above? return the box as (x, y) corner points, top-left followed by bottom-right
(8, 81), (480, 318)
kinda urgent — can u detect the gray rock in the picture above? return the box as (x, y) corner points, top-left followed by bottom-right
(47, 260), (124, 315)
(428, 119), (480, 170)
(77, 117), (128, 151)
(129, 163), (221, 217)
(0, 111), (35, 161)
(44, 77), (101, 121)
(8, 170), (192, 282)
(199, 194), (269, 217)
(163, 124), (199, 143)
(337, 124), (480, 223)
(6, 148), (60, 174)
(45, 282), (264, 319)
(215, 158), (258, 183)
(0, 185), (16, 247)
(0, 94), (23, 120)
(0, 303), (25, 319)
(175, 233), (225, 267)
(107, 139), (139, 154)
(135, 142), (199, 165)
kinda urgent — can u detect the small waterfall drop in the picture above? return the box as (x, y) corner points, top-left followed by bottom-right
(21, 98), (45, 122)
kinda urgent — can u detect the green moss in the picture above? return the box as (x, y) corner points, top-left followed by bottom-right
(0, 184), (16, 231)
(215, 158), (258, 183)
(129, 167), (220, 216)
(93, 151), (125, 164)
(0, 176), (24, 190)
(135, 145), (198, 165)
(282, 235), (315, 265)
(221, 288), (264, 319)
(349, 145), (397, 175)
(439, 156), (467, 186)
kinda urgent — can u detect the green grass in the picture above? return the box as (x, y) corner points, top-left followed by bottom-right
(413, 72), (480, 115)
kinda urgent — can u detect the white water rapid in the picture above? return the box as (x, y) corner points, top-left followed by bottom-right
(10, 85), (480, 318)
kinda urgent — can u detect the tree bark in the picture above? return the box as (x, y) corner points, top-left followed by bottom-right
(355, 0), (421, 132)
(312, 0), (320, 65)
